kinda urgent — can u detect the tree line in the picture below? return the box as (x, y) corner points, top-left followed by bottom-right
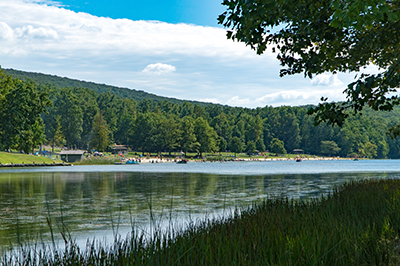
(1, 70), (400, 158)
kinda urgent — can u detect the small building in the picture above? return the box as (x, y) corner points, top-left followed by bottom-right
(111, 145), (128, 154)
(292, 149), (304, 154)
(59, 150), (86, 162)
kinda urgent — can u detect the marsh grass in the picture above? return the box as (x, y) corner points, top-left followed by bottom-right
(3, 179), (400, 265)
(73, 156), (122, 165)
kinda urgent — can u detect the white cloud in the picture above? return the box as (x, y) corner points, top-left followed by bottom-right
(311, 73), (343, 87)
(14, 25), (58, 39)
(0, 22), (13, 40)
(197, 98), (221, 104)
(24, 0), (63, 6)
(79, 24), (102, 33)
(142, 63), (176, 75)
(0, 0), (257, 58)
(255, 88), (345, 106)
(0, 0), (358, 108)
(257, 90), (314, 104)
(227, 96), (252, 106)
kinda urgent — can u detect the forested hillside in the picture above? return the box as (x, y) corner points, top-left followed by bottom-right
(2, 68), (400, 158)
(3, 68), (211, 107)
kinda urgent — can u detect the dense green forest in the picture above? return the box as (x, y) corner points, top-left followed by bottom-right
(2, 68), (400, 158)
(2, 68), (212, 107)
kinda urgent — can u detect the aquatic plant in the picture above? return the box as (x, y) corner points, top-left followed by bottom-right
(73, 156), (122, 165)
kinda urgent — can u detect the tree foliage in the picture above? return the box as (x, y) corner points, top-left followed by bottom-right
(359, 141), (378, 158)
(218, 137), (228, 153)
(4, 67), (400, 159)
(55, 88), (83, 149)
(0, 72), (51, 153)
(230, 136), (244, 155)
(219, 0), (400, 133)
(129, 112), (157, 153)
(91, 111), (110, 152)
(180, 116), (200, 155)
(151, 115), (182, 155)
(256, 138), (266, 152)
(245, 140), (257, 154)
(194, 117), (218, 156)
(270, 138), (286, 154)
(320, 140), (341, 156)
(48, 115), (65, 153)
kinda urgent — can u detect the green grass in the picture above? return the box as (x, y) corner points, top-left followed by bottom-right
(3, 179), (400, 265)
(73, 155), (122, 165)
(0, 152), (62, 164)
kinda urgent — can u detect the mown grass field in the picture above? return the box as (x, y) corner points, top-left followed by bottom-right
(3, 179), (400, 265)
(0, 152), (62, 164)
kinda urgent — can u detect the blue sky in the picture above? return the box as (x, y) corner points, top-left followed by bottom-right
(0, 0), (355, 107)
(57, 0), (225, 26)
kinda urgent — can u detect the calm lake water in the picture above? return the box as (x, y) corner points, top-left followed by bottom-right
(1, 159), (400, 251)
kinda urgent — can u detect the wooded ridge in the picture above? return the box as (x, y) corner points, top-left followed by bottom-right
(1, 68), (400, 159)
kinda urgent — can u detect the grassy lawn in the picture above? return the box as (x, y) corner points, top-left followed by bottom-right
(0, 152), (63, 164)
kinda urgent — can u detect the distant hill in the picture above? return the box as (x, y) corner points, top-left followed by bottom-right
(3, 68), (212, 107)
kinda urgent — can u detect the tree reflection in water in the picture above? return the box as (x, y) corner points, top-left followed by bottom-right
(0, 170), (392, 251)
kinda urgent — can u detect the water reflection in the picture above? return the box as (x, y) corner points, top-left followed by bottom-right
(0, 170), (398, 251)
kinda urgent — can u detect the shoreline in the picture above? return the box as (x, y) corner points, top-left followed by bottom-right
(0, 156), (357, 167)
(128, 156), (353, 164)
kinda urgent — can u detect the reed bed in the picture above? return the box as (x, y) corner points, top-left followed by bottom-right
(3, 179), (400, 265)
(73, 156), (122, 165)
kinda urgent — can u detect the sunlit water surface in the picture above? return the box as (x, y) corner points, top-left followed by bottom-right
(1, 159), (400, 252)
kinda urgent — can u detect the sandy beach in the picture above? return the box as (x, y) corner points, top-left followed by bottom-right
(126, 156), (351, 164)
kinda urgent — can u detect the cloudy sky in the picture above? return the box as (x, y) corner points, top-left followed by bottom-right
(0, 0), (355, 107)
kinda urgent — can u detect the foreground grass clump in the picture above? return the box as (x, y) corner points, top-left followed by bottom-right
(4, 179), (400, 265)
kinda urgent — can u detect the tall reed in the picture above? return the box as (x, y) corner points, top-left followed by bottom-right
(73, 156), (121, 165)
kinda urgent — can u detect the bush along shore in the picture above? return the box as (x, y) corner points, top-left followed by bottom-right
(3, 179), (400, 265)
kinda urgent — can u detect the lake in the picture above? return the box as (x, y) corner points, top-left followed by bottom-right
(1, 159), (400, 252)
